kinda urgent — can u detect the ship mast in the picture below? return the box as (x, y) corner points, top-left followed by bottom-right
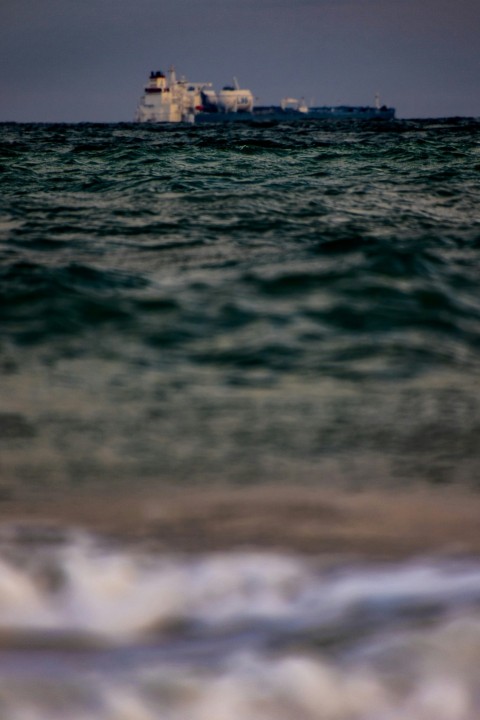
(168, 65), (177, 88)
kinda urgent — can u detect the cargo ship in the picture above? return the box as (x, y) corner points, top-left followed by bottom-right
(135, 66), (395, 124)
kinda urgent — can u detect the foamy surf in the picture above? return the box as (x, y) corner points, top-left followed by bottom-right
(0, 529), (478, 718)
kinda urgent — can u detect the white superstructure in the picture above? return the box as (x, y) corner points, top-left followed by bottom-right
(135, 66), (214, 123)
(135, 67), (254, 123)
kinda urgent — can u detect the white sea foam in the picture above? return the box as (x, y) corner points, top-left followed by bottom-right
(1, 627), (480, 720)
(0, 533), (479, 718)
(0, 534), (312, 639)
(0, 534), (479, 641)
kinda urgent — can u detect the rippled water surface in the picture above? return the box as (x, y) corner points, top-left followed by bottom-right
(1, 119), (480, 717)
(1, 119), (480, 489)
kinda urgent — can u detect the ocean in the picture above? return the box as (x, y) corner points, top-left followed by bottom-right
(1, 117), (480, 718)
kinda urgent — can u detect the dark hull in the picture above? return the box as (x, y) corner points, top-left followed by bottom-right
(194, 105), (396, 124)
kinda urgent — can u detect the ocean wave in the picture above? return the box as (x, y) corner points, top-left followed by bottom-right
(0, 532), (479, 718)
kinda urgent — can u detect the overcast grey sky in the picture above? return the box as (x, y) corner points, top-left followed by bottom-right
(1, 0), (479, 122)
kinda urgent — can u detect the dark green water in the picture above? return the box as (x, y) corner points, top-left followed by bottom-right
(1, 119), (480, 492)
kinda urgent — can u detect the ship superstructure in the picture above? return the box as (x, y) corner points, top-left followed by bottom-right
(135, 66), (212, 123)
(135, 67), (254, 123)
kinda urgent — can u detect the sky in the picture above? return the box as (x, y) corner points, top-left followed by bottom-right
(0, 0), (479, 122)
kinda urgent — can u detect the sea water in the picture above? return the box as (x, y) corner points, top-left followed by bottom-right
(1, 118), (480, 718)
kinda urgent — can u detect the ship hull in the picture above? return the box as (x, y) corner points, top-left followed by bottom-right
(194, 106), (395, 124)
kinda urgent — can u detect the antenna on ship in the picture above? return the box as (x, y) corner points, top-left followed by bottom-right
(233, 77), (240, 90)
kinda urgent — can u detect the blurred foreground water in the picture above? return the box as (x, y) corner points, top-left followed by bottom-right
(0, 528), (479, 719)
